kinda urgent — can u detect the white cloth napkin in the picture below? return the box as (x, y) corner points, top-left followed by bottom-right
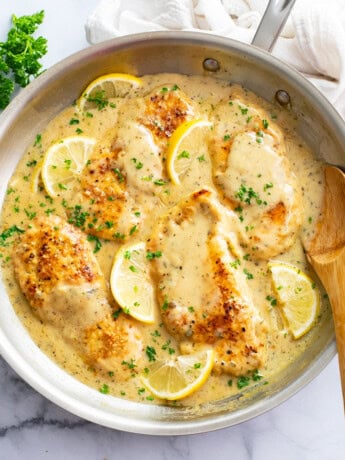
(85, 0), (345, 118)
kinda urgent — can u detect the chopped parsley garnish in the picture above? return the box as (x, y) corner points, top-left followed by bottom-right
(0, 225), (24, 247)
(112, 308), (122, 319)
(153, 179), (167, 186)
(234, 205), (244, 222)
(243, 268), (254, 280)
(236, 370), (264, 389)
(141, 175), (153, 182)
(256, 131), (264, 143)
(161, 296), (169, 311)
(113, 167), (124, 183)
(114, 231), (125, 240)
(69, 118), (79, 125)
(24, 209), (36, 220)
(235, 184), (263, 205)
(129, 265), (138, 272)
(146, 250), (162, 259)
(34, 133), (42, 147)
(266, 295), (277, 306)
(87, 234), (102, 253)
(197, 154), (206, 162)
(99, 383), (109, 394)
(223, 134), (231, 141)
(262, 119), (269, 129)
(129, 225), (137, 235)
(121, 359), (137, 369)
(63, 159), (72, 169)
(131, 158), (144, 169)
(145, 346), (157, 362)
(26, 159), (37, 167)
(238, 105), (248, 115)
(85, 90), (109, 110)
(230, 259), (241, 269)
(263, 182), (273, 192)
(252, 369), (263, 381)
(162, 340), (175, 355)
(151, 329), (161, 338)
(44, 208), (55, 216)
(68, 205), (89, 228)
(237, 375), (250, 389)
(177, 150), (190, 159)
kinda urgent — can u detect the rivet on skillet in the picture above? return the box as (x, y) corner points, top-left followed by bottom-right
(203, 58), (220, 72)
(275, 89), (291, 106)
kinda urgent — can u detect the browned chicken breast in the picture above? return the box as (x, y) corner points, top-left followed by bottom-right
(210, 92), (303, 259)
(76, 141), (141, 240)
(139, 84), (196, 147)
(70, 85), (197, 241)
(148, 189), (266, 376)
(13, 215), (143, 377)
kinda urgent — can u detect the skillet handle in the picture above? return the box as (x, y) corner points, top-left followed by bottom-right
(251, 0), (297, 52)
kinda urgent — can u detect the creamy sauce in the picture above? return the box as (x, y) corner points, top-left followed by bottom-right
(0, 73), (331, 406)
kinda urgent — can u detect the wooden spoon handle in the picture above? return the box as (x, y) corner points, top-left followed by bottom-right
(310, 248), (345, 405)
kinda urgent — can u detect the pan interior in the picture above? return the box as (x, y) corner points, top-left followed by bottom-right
(0, 33), (340, 434)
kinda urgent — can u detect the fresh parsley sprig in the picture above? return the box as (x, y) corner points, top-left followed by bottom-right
(0, 10), (47, 109)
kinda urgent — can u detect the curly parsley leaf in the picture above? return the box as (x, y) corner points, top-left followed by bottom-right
(0, 10), (47, 109)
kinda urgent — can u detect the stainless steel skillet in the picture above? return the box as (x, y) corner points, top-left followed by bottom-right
(0, 0), (342, 434)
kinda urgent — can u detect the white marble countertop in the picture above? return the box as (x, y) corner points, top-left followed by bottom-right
(0, 1), (344, 458)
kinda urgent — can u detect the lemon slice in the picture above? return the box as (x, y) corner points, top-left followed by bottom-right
(269, 262), (320, 339)
(77, 73), (143, 111)
(41, 136), (96, 198)
(30, 161), (43, 193)
(166, 119), (212, 185)
(141, 349), (215, 400)
(110, 242), (156, 324)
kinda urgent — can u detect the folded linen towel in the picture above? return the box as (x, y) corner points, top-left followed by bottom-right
(85, 0), (345, 118)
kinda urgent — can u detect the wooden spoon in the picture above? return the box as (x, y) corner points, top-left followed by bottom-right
(306, 165), (345, 404)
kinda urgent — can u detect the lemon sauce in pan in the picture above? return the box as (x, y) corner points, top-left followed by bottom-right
(0, 73), (331, 406)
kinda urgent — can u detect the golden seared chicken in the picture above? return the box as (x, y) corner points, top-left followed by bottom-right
(13, 215), (143, 377)
(210, 91), (303, 259)
(139, 84), (196, 147)
(76, 140), (142, 241)
(148, 189), (266, 376)
(72, 85), (197, 241)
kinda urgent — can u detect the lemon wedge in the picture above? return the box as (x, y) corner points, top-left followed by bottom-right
(41, 136), (96, 198)
(77, 73), (143, 111)
(110, 242), (156, 324)
(141, 349), (215, 400)
(166, 119), (212, 185)
(269, 262), (320, 339)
